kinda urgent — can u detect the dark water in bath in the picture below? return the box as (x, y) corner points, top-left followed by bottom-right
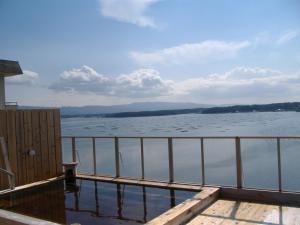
(61, 112), (300, 191)
(0, 179), (196, 225)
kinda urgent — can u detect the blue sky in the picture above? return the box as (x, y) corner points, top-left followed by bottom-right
(1, 0), (300, 106)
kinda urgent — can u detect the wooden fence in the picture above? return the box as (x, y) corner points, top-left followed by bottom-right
(0, 109), (63, 190)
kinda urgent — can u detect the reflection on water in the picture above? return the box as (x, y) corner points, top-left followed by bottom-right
(62, 112), (300, 191)
(0, 179), (197, 225)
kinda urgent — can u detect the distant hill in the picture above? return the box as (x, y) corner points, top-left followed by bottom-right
(103, 102), (300, 118)
(23, 102), (299, 118)
(201, 102), (300, 114)
(104, 108), (204, 118)
(60, 102), (213, 116)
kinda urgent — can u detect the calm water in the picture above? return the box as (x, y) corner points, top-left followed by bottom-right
(0, 179), (196, 224)
(61, 112), (300, 191)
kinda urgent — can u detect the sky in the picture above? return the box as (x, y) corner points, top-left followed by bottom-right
(1, 0), (300, 106)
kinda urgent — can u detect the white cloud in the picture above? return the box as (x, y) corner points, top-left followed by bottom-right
(115, 69), (174, 97)
(277, 30), (299, 44)
(50, 65), (113, 94)
(174, 67), (300, 100)
(130, 40), (250, 66)
(99, 0), (159, 28)
(50, 66), (173, 97)
(6, 70), (39, 85)
(50, 66), (300, 103)
(223, 67), (282, 79)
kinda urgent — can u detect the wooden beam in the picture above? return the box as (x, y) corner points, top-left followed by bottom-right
(0, 209), (60, 225)
(0, 175), (64, 196)
(76, 174), (203, 191)
(220, 187), (300, 206)
(147, 187), (220, 225)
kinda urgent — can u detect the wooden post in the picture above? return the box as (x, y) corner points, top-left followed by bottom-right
(140, 137), (145, 179)
(168, 138), (174, 183)
(114, 137), (120, 177)
(71, 137), (76, 162)
(235, 137), (243, 189)
(200, 138), (205, 185)
(277, 138), (282, 192)
(92, 137), (97, 176)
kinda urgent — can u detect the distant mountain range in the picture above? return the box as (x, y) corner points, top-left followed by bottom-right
(201, 102), (300, 114)
(101, 102), (300, 118)
(21, 101), (300, 118)
(60, 102), (214, 116)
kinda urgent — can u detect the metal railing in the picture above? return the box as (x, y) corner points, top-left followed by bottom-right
(5, 101), (18, 110)
(0, 137), (15, 190)
(61, 136), (300, 192)
(0, 168), (15, 190)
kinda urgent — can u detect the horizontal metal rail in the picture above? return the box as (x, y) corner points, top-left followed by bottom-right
(62, 136), (300, 139)
(61, 135), (300, 193)
(5, 101), (18, 106)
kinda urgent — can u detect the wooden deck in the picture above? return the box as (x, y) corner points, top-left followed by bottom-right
(187, 199), (300, 225)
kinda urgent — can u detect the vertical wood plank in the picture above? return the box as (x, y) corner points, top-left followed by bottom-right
(40, 111), (50, 179)
(16, 110), (26, 185)
(6, 110), (17, 186)
(32, 110), (42, 180)
(54, 109), (63, 175)
(47, 110), (56, 177)
(0, 111), (7, 189)
(24, 110), (34, 183)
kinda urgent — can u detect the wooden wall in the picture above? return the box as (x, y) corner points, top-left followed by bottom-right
(0, 109), (63, 190)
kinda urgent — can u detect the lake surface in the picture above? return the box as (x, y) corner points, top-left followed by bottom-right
(61, 112), (300, 191)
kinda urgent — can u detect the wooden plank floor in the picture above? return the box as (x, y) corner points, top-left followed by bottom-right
(187, 199), (300, 225)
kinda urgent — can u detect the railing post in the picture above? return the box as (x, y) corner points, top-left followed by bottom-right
(235, 137), (243, 189)
(71, 137), (76, 162)
(168, 138), (174, 183)
(200, 138), (205, 185)
(114, 137), (120, 177)
(140, 138), (145, 179)
(92, 137), (97, 176)
(277, 138), (282, 192)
